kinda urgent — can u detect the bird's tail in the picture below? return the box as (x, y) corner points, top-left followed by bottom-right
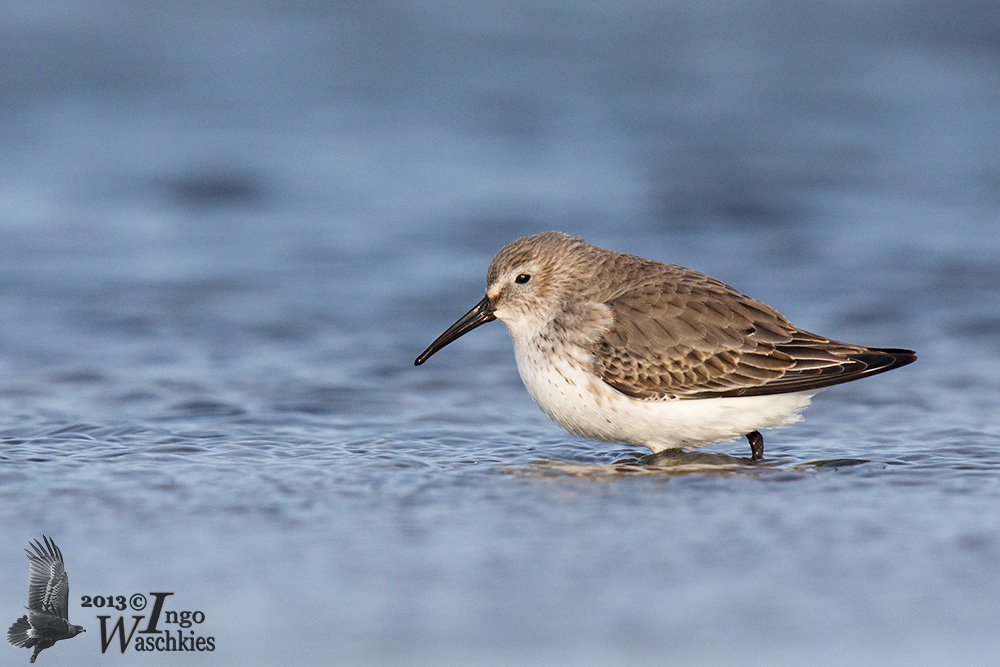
(7, 615), (36, 648)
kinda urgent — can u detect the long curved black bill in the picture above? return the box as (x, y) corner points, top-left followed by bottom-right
(414, 296), (496, 366)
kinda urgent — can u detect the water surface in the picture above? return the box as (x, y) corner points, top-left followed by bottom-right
(1, 1), (999, 665)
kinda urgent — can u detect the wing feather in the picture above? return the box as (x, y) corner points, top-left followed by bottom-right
(25, 536), (69, 621)
(592, 269), (915, 399)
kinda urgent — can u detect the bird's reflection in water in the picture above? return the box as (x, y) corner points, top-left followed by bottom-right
(506, 448), (870, 479)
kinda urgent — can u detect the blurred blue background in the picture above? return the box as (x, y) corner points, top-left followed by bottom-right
(0, 1), (998, 665)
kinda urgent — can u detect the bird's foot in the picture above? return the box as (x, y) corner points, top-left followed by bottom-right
(746, 430), (764, 461)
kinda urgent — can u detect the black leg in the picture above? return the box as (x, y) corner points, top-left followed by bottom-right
(746, 430), (764, 461)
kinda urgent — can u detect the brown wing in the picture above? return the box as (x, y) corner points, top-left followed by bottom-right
(26, 536), (70, 621)
(592, 270), (915, 399)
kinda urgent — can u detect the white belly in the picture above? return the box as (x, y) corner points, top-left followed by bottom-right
(512, 338), (818, 452)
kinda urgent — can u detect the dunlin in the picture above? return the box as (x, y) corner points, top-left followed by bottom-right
(415, 232), (915, 460)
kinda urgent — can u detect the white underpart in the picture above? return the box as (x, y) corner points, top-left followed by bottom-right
(509, 332), (819, 452)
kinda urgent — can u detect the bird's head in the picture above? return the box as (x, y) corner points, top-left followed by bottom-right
(484, 231), (585, 329)
(70, 625), (86, 636)
(414, 232), (589, 365)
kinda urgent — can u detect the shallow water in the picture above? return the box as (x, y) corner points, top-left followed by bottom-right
(1, 1), (999, 665)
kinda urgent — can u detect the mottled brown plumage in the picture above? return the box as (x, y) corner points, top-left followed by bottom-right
(488, 232), (914, 401)
(416, 232), (916, 458)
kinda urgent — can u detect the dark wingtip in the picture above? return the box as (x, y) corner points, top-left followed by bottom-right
(688, 344), (917, 399)
(868, 347), (917, 370)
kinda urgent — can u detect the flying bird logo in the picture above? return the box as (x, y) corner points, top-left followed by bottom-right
(7, 536), (85, 663)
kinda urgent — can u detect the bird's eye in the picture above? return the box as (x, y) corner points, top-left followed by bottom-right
(515, 274), (531, 284)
